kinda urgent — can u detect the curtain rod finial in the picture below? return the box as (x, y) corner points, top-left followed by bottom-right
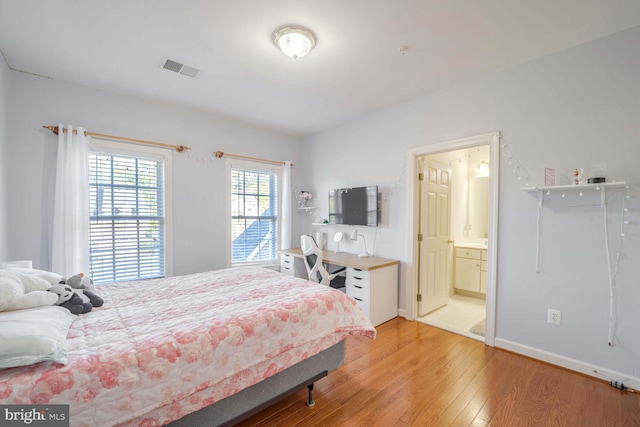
(176, 145), (191, 153)
(43, 125), (59, 135)
(215, 151), (224, 158)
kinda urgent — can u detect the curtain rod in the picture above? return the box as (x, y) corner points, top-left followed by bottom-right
(214, 151), (295, 167)
(43, 125), (191, 153)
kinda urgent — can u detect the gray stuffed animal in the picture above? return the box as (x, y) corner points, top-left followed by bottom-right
(60, 273), (104, 308)
(47, 284), (90, 314)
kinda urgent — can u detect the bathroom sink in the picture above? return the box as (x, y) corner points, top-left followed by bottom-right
(455, 242), (487, 249)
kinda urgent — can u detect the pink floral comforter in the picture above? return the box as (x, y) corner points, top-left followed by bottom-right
(0, 267), (376, 426)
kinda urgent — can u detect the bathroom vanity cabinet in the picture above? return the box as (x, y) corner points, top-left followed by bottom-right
(454, 246), (487, 295)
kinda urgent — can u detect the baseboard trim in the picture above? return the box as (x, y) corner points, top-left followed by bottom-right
(397, 308), (407, 319)
(495, 338), (640, 391)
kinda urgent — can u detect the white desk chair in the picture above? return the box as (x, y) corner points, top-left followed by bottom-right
(300, 235), (346, 288)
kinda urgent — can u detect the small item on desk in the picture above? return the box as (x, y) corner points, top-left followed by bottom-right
(333, 232), (344, 253)
(349, 229), (370, 258)
(315, 232), (326, 249)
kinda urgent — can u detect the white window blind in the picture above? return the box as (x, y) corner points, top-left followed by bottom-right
(89, 151), (166, 283)
(231, 167), (279, 264)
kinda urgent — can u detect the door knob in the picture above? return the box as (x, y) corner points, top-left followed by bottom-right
(447, 240), (454, 244)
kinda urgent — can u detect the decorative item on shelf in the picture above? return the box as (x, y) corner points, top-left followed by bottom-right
(588, 161), (607, 184)
(579, 168), (587, 184)
(573, 168), (580, 185)
(588, 177), (606, 184)
(544, 168), (555, 186)
(298, 190), (313, 208)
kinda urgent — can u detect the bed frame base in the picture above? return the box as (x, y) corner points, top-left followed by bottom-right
(221, 371), (326, 426)
(167, 341), (345, 427)
(306, 383), (316, 407)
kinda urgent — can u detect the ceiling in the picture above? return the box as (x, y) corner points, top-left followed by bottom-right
(2, 1), (640, 137)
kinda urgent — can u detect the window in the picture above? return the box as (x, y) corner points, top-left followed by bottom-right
(88, 141), (172, 284)
(229, 161), (280, 265)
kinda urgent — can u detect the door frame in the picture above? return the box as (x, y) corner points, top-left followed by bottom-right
(406, 131), (500, 346)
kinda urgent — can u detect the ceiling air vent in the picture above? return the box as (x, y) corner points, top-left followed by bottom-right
(162, 59), (200, 78)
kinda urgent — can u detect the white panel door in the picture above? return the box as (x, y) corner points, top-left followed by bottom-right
(419, 158), (452, 316)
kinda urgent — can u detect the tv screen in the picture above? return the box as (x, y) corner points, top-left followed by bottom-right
(328, 186), (379, 226)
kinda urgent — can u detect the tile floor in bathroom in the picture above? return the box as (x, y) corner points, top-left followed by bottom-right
(416, 294), (486, 341)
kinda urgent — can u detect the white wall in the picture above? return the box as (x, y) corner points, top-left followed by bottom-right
(0, 58), (9, 261)
(5, 72), (303, 275)
(302, 26), (640, 381)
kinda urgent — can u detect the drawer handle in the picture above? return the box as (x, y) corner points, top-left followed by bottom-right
(283, 260), (291, 264)
(353, 277), (363, 280)
(354, 285), (363, 289)
(354, 297), (363, 301)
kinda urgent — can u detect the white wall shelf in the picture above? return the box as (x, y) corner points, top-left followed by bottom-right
(521, 180), (630, 278)
(297, 207), (317, 215)
(520, 182), (626, 193)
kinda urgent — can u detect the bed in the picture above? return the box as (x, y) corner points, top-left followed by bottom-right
(0, 266), (376, 426)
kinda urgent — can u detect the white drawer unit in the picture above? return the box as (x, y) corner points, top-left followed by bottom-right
(280, 253), (308, 278)
(278, 248), (400, 327)
(345, 265), (398, 327)
(454, 247), (487, 294)
(280, 253), (296, 276)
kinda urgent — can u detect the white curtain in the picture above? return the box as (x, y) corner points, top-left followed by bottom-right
(280, 161), (292, 249)
(51, 124), (90, 275)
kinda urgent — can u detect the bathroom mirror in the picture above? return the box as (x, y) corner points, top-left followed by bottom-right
(467, 176), (489, 239)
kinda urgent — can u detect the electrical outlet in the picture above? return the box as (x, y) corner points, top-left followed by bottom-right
(548, 309), (561, 325)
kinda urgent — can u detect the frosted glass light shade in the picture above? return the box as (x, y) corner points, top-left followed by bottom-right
(478, 160), (489, 173)
(273, 26), (316, 59)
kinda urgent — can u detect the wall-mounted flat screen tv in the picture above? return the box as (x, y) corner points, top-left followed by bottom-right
(328, 185), (379, 226)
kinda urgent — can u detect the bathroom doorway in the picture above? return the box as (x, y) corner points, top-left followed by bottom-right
(406, 132), (499, 346)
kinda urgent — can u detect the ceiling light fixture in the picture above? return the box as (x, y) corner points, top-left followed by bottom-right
(273, 25), (316, 59)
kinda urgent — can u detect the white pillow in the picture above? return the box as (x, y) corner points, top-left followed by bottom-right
(0, 306), (76, 369)
(13, 273), (52, 292)
(5, 268), (62, 286)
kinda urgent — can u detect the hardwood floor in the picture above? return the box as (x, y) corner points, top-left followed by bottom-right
(237, 317), (640, 426)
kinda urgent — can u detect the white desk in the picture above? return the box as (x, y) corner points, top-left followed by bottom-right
(279, 248), (399, 326)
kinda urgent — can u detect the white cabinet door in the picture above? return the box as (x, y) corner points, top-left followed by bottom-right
(455, 257), (481, 292)
(480, 272), (487, 294)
